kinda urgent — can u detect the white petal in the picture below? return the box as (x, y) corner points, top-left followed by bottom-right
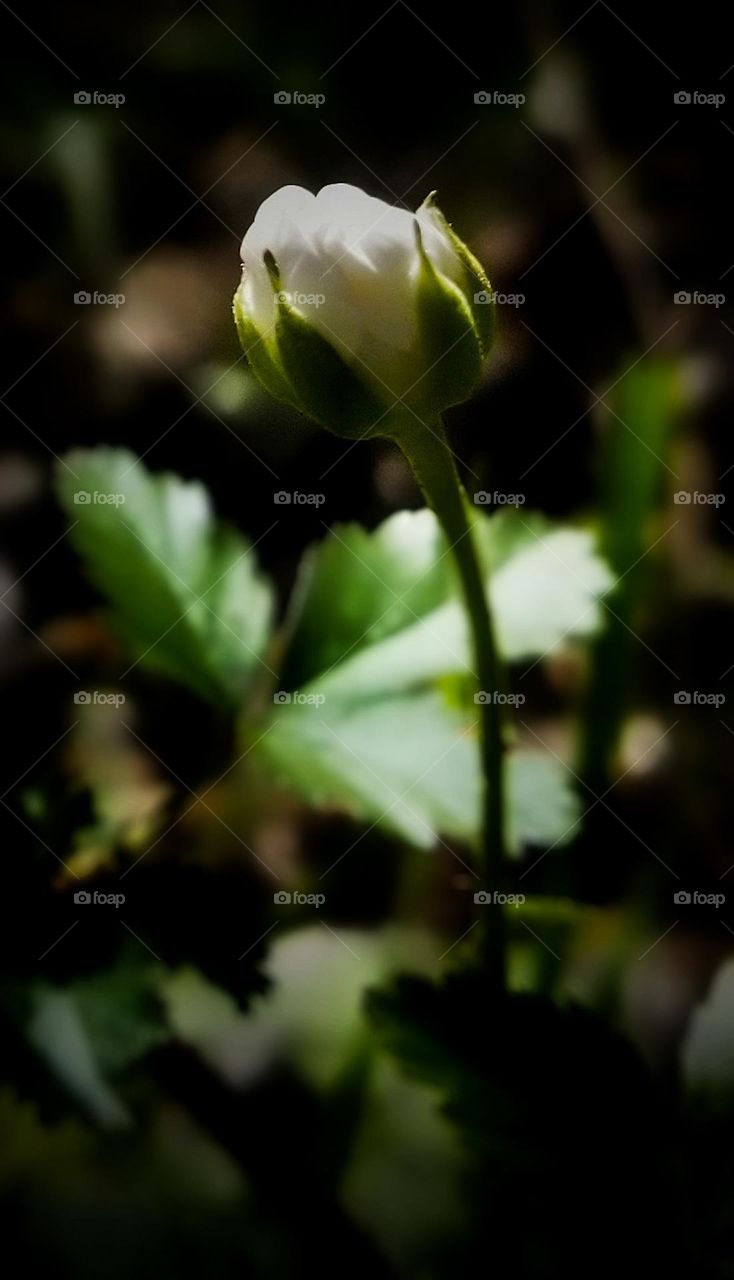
(238, 183), (469, 398)
(240, 186), (317, 333)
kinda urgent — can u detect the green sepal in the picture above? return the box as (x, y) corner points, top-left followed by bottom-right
(419, 192), (494, 357)
(411, 219), (483, 414)
(232, 287), (300, 410)
(273, 294), (399, 441)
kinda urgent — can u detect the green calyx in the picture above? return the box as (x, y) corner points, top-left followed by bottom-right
(419, 192), (494, 357)
(232, 289), (300, 410)
(410, 218), (484, 417)
(272, 293), (398, 442)
(235, 256), (402, 441)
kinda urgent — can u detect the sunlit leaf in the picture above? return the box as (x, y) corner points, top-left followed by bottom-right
(56, 448), (273, 706)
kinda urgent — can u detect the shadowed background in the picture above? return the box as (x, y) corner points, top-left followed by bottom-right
(1, 2), (733, 1276)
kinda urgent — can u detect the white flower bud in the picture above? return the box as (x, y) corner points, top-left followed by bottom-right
(234, 183), (492, 438)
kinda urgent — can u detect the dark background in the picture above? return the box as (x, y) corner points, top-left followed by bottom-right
(2, 2), (734, 1276)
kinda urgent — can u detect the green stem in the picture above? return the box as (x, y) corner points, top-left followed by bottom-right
(392, 415), (507, 991)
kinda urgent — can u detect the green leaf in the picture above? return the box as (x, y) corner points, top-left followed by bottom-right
(261, 688), (577, 852)
(281, 509), (454, 690)
(366, 971), (654, 1163)
(0, 1088), (93, 1185)
(284, 508), (612, 701)
(363, 974), (674, 1275)
(27, 987), (132, 1129)
(56, 448), (273, 706)
(681, 958), (734, 1107)
(71, 963), (166, 1076)
(477, 509), (614, 662)
(24, 962), (165, 1128)
(580, 360), (678, 787)
(261, 507), (609, 850)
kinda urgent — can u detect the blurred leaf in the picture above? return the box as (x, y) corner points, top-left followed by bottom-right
(71, 963), (166, 1075)
(284, 508), (612, 698)
(158, 926), (439, 1093)
(257, 506), (607, 850)
(282, 509), (453, 690)
(481, 514), (614, 662)
(27, 986), (132, 1129)
(157, 966), (259, 1089)
(366, 971), (654, 1163)
(260, 689), (577, 851)
(580, 361), (678, 786)
(341, 1059), (470, 1275)
(56, 448), (273, 706)
(65, 695), (171, 871)
(24, 961), (165, 1128)
(0, 1089), (92, 1193)
(364, 972), (677, 1274)
(681, 958), (734, 1107)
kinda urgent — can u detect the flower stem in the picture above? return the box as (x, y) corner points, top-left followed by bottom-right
(391, 416), (507, 991)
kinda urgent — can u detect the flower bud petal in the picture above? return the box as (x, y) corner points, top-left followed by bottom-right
(234, 184), (494, 439)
